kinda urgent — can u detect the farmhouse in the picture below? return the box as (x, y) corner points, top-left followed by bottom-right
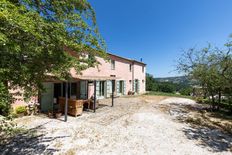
(13, 53), (146, 113)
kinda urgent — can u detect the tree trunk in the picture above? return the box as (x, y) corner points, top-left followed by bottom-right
(211, 93), (216, 111)
(218, 90), (221, 111)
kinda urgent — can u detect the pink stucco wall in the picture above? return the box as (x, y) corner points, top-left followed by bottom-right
(10, 88), (38, 109)
(88, 83), (94, 98)
(133, 62), (146, 94)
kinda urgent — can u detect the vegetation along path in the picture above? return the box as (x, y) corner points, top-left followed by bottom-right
(1, 96), (232, 155)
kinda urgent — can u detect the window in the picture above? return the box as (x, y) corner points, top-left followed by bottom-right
(71, 83), (77, 96)
(99, 81), (105, 96)
(119, 81), (124, 94)
(111, 60), (115, 70)
(62, 83), (77, 98)
(129, 64), (132, 72)
(142, 66), (144, 73)
(134, 79), (139, 93)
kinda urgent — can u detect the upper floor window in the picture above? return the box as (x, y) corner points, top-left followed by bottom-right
(129, 64), (132, 72)
(142, 66), (144, 73)
(111, 60), (115, 70)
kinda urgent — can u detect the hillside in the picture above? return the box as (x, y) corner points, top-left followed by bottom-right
(155, 76), (196, 86)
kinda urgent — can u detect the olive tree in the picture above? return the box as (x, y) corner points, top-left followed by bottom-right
(177, 44), (232, 111)
(0, 0), (106, 116)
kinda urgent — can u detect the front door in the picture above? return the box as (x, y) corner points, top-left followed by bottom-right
(41, 83), (54, 112)
(80, 81), (87, 99)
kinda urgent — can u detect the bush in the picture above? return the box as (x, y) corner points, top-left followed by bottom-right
(0, 82), (12, 116)
(179, 87), (192, 96)
(15, 106), (27, 115)
(157, 82), (175, 93)
(195, 97), (204, 104)
(195, 97), (211, 104)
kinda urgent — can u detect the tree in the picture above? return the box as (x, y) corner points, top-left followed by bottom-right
(177, 43), (232, 111)
(157, 82), (175, 93)
(146, 73), (157, 91)
(0, 0), (106, 116)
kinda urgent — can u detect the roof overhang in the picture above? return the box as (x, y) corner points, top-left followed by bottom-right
(44, 75), (120, 82)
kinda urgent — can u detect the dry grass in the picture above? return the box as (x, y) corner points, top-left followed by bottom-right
(62, 148), (76, 155)
(159, 102), (232, 134)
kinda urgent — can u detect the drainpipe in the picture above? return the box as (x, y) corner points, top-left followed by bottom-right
(112, 80), (115, 107)
(132, 61), (135, 91)
(64, 81), (68, 122)
(93, 80), (96, 113)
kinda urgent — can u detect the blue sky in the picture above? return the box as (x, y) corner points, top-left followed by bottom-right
(89, 0), (232, 77)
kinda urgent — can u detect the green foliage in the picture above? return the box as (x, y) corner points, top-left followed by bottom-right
(146, 73), (157, 91)
(0, 115), (28, 145)
(157, 82), (176, 93)
(0, 82), (12, 116)
(15, 106), (27, 114)
(0, 0), (106, 115)
(179, 87), (192, 96)
(146, 73), (193, 94)
(177, 42), (232, 111)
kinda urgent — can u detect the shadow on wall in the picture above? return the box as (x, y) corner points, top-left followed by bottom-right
(183, 126), (232, 152)
(0, 121), (68, 155)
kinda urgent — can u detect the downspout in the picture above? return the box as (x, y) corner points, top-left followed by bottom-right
(64, 81), (68, 122)
(132, 61), (135, 91)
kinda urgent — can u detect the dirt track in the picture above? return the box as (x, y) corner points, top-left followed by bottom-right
(2, 96), (232, 155)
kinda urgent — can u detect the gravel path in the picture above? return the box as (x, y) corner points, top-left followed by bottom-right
(2, 96), (232, 155)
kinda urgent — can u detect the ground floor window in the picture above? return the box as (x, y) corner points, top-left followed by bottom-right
(135, 80), (139, 93)
(62, 82), (77, 98)
(99, 81), (105, 96)
(119, 81), (124, 94)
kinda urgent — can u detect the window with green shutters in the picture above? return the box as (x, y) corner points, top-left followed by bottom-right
(119, 81), (123, 94)
(106, 80), (112, 98)
(137, 80), (140, 93)
(96, 81), (100, 97)
(133, 79), (140, 94)
(98, 81), (105, 97)
(123, 80), (126, 95)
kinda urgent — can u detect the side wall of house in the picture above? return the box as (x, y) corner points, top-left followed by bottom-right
(133, 63), (146, 94)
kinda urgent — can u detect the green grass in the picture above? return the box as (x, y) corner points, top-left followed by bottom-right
(145, 91), (193, 99)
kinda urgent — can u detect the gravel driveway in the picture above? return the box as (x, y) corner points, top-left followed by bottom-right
(2, 96), (232, 155)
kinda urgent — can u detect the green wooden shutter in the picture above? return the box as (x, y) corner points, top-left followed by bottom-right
(137, 80), (140, 94)
(116, 81), (120, 95)
(123, 80), (126, 95)
(106, 80), (111, 98)
(133, 80), (136, 92)
(96, 81), (100, 97)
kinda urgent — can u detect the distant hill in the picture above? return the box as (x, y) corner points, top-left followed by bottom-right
(155, 76), (196, 86)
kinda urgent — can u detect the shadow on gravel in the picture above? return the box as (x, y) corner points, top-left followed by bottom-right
(183, 126), (232, 152)
(0, 121), (68, 155)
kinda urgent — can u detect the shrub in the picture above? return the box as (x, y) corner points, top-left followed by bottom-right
(0, 82), (12, 116)
(15, 106), (27, 115)
(179, 87), (192, 96)
(195, 97), (204, 104)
